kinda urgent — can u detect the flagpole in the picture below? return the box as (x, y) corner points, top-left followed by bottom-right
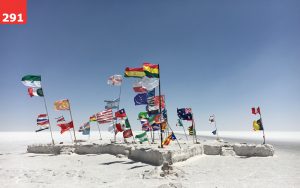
(213, 115), (220, 141)
(40, 83), (55, 145)
(181, 123), (188, 141)
(69, 130), (74, 143)
(167, 124), (181, 149)
(158, 64), (163, 148)
(115, 84), (123, 143)
(259, 107), (266, 144)
(96, 120), (102, 140)
(68, 100), (77, 143)
(192, 113), (198, 144)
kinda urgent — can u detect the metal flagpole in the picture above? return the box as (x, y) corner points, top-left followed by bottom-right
(158, 64), (163, 148)
(40, 82), (55, 145)
(259, 107), (266, 144)
(182, 123), (189, 141)
(68, 100), (77, 143)
(192, 113), (198, 143)
(96, 120), (102, 140)
(213, 115), (220, 141)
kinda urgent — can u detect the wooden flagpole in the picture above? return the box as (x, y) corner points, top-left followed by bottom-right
(40, 82), (55, 145)
(158, 64), (163, 148)
(96, 120), (102, 140)
(192, 113), (198, 143)
(259, 107), (266, 144)
(68, 100), (77, 143)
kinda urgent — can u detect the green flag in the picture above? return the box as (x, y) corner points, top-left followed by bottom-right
(135, 131), (148, 143)
(138, 112), (148, 120)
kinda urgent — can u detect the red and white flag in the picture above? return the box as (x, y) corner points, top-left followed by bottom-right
(107, 75), (123, 86)
(96, 109), (113, 124)
(57, 121), (74, 134)
(251, 107), (261, 115)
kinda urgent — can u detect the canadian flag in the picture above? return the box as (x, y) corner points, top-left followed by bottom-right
(251, 107), (261, 115)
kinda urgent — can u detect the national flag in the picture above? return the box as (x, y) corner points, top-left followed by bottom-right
(135, 131), (148, 143)
(57, 121), (74, 134)
(188, 125), (194, 135)
(176, 119), (183, 127)
(143, 63), (159, 78)
(252, 107), (261, 115)
(140, 118), (152, 131)
(140, 77), (159, 91)
(120, 118), (131, 129)
(162, 132), (176, 146)
(107, 75), (123, 86)
(35, 127), (49, 132)
(96, 109), (113, 124)
(209, 115), (215, 123)
(154, 95), (165, 108)
(152, 123), (160, 131)
(212, 130), (217, 135)
(115, 123), (126, 133)
(146, 107), (159, 115)
(79, 122), (91, 135)
(134, 93), (148, 105)
(115, 109), (127, 118)
(123, 129), (133, 138)
(133, 80), (147, 93)
(54, 99), (70, 110)
(161, 122), (167, 131)
(104, 98), (119, 109)
(148, 114), (160, 125)
(28, 87), (44, 97)
(177, 108), (193, 121)
(253, 118), (264, 131)
(37, 114), (49, 126)
(89, 115), (97, 122)
(21, 75), (41, 88)
(138, 112), (148, 119)
(56, 116), (65, 123)
(162, 109), (167, 119)
(124, 67), (146, 78)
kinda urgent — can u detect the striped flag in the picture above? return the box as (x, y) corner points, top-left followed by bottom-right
(37, 114), (49, 126)
(96, 109), (113, 124)
(55, 116), (65, 123)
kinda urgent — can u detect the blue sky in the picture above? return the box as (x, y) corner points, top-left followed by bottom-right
(0, 0), (299, 132)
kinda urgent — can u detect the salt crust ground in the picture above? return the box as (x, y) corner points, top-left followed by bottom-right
(0, 131), (299, 188)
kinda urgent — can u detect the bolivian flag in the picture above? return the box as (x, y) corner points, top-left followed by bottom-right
(253, 119), (264, 131)
(124, 67), (145, 78)
(143, 63), (159, 78)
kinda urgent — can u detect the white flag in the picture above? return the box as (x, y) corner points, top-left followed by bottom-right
(107, 75), (123, 86)
(141, 77), (159, 91)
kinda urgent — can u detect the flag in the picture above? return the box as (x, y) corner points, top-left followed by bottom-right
(107, 75), (123, 86)
(161, 122), (167, 131)
(28, 87), (44, 97)
(162, 132), (176, 146)
(148, 114), (160, 125)
(89, 115), (97, 122)
(162, 109), (167, 119)
(120, 118), (131, 129)
(79, 122), (90, 135)
(135, 131), (148, 143)
(176, 119), (183, 127)
(154, 95), (165, 108)
(115, 109), (127, 118)
(54, 99), (70, 110)
(96, 109), (113, 124)
(209, 115), (215, 123)
(124, 67), (145, 78)
(177, 108), (193, 121)
(21, 75), (41, 88)
(152, 123), (160, 131)
(146, 106), (159, 115)
(253, 119), (264, 131)
(133, 80), (147, 93)
(143, 63), (159, 78)
(123, 129), (133, 138)
(115, 123), (125, 133)
(140, 118), (151, 131)
(56, 116), (65, 123)
(134, 93), (148, 105)
(188, 125), (194, 135)
(57, 121), (74, 134)
(37, 114), (49, 126)
(35, 127), (49, 132)
(138, 112), (148, 119)
(104, 98), (119, 109)
(212, 130), (217, 135)
(141, 77), (159, 91)
(252, 107), (261, 115)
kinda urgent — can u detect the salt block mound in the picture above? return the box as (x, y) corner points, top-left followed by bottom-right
(203, 144), (222, 155)
(129, 147), (164, 166)
(75, 144), (131, 156)
(27, 144), (62, 155)
(233, 144), (274, 157)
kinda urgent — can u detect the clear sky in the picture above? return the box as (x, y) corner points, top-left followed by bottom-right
(1, 0), (299, 132)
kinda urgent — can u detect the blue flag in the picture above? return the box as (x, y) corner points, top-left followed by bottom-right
(177, 108), (193, 121)
(212, 130), (217, 135)
(134, 93), (148, 105)
(79, 122), (90, 135)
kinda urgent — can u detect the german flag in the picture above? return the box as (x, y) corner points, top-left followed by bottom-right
(253, 119), (264, 131)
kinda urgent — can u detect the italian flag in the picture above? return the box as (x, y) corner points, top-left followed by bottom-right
(135, 131), (148, 143)
(28, 87), (44, 97)
(21, 75), (42, 88)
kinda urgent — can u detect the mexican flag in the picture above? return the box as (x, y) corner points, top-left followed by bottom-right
(28, 87), (44, 97)
(21, 75), (41, 88)
(135, 131), (148, 143)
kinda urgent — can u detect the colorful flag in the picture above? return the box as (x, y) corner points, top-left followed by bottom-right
(115, 123), (125, 133)
(123, 129), (133, 138)
(138, 112), (148, 119)
(143, 63), (159, 78)
(54, 99), (70, 110)
(56, 116), (65, 123)
(212, 130), (217, 135)
(162, 132), (176, 146)
(133, 80), (147, 93)
(96, 109), (113, 124)
(120, 118), (131, 129)
(209, 115), (215, 123)
(107, 75), (123, 86)
(152, 123), (160, 131)
(146, 107), (159, 115)
(37, 114), (49, 126)
(141, 77), (159, 91)
(161, 122), (167, 131)
(134, 93), (148, 105)
(176, 119), (183, 127)
(28, 87), (44, 97)
(21, 75), (41, 88)
(35, 127), (49, 132)
(57, 121), (74, 134)
(79, 122), (90, 135)
(253, 119), (264, 131)
(124, 67), (145, 78)
(188, 125), (194, 135)
(115, 109), (127, 118)
(154, 95), (165, 108)
(104, 98), (119, 109)
(252, 107), (261, 115)
(177, 108), (193, 121)
(89, 115), (97, 122)
(135, 131), (148, 143)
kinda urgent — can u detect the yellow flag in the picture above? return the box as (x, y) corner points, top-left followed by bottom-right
(54, 99), (70, 110)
